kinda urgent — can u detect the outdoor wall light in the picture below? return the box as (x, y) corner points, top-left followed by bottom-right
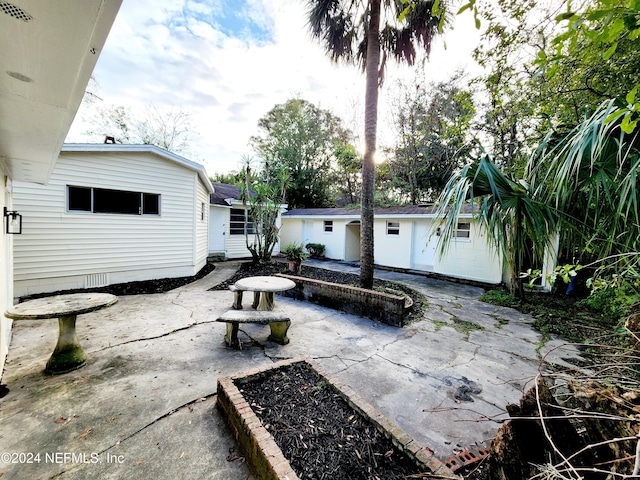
(4, 207), (22, 234)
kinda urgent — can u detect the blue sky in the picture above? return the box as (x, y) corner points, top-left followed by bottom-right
(68, 0), (480, 176)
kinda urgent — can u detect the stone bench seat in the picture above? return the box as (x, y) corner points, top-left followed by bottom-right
(216, 309), (291, 348)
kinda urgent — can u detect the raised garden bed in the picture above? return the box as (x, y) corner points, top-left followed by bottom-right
(275, 274), (407, 327)
(216, 357), (455, 479)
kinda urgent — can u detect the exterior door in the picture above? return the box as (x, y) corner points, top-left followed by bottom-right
(411, 221), (436, 271)
(209, 207), (227, 253)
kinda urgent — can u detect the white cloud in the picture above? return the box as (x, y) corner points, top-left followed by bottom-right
(68, 0), (481, 177)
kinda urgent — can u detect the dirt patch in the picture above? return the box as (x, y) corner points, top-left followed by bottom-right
(210, 261), (428, 325)
(237, 361), (427, 479)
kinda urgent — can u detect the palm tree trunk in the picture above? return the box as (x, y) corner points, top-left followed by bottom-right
(360, 0), (381, 289)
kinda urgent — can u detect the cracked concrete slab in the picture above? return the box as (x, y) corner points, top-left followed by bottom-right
(0, 259), (586, 479)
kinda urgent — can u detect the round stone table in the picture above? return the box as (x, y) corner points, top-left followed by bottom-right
(5, 293), (118, 375)
(234, 276), (296, 311)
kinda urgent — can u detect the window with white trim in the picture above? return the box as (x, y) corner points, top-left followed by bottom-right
(386, 221), (400, 235)
(454, 222), (471, 239)
(324, 220), (333, 232)
(229, 208), (255, 235)
(67, 186), (160, 215)
(201, 203), (206, 221)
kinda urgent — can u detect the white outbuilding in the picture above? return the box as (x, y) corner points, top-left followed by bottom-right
(12, 144), (213, 297)
(281, 205), (555, 287)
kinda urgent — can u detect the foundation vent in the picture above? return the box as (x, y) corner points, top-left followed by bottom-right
(0, 2), (33, 22)
(85, 273), (110, 288)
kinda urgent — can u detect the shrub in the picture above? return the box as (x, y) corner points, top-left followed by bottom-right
(305, 243), (326, 258)
(281, 242), (308, 262)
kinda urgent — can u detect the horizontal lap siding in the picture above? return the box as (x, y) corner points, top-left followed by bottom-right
(194, 179), (209, 269)
(13, 152), (198, 282)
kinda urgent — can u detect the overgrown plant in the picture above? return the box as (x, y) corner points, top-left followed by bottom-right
(240, 157), (289, 265)
(433, 153), (558, 300)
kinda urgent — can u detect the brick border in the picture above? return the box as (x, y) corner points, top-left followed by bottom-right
(216, 356), (458, 479)
(274, 273), (406, 327)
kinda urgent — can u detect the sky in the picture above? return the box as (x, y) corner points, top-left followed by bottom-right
(67, 0), (481, 177)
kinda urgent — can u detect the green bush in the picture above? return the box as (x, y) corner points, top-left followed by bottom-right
(576, 286), (632, 321)
(305, 243), (326, 258)
(281, 242), (308, 262)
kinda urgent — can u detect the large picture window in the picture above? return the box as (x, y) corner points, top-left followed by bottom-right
(229, 208), (255, 235)
(68, 186), (160, 215)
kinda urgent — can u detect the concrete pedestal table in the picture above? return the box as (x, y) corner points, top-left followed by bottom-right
(233, 276), (296, 311)
(228, 276), (296, 345)
(5, 293), (118, 375)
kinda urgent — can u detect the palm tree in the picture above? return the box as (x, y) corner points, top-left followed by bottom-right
(433, 154), (558, 300)
(307, 0), (448, 288)
(530, 99), (640, 284)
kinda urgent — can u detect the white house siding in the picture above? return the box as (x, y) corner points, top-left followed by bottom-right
(0, 175), (15, 375)
(432, 221), (503, 283)
(12, 150), (209, 297)
(194, 179), (210, 270)
(280, 217), (355, 260)
(281, 214), (505, 284)
(374, 218), (412, 269)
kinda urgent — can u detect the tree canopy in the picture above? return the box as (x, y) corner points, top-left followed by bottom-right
(249, 98), (353, 209)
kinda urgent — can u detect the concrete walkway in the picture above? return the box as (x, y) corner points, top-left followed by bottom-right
(0, 261), (583, 479)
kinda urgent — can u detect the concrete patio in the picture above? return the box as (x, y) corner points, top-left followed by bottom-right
(0, 260), (583, 479)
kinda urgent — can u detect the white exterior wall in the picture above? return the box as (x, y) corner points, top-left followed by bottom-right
(433, 221), (503, 283)
(194, 179), (210, 271)
(12, 151), (208, 297)
(281, 215), (505, 284)
(280, 217), (354, 260)
(374, 218), (412, 269)
(1, 175), (14, 375)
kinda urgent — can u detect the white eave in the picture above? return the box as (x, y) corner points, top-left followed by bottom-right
(0, 0), (122, 184)
(61, 143), (214, 194)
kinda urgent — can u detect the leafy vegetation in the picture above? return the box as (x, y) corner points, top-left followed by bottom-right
(250, 98), (353, 209)
(305, 243), (326, 258)
(239, 157), (288, 265)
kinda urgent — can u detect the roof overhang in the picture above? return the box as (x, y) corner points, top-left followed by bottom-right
(0, 0), (122, 184)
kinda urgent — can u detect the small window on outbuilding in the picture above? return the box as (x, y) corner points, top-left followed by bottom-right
(454, 222), (471, 239)
(387, 221), (400, 235)
(324, 220), (333, 233)
(200, 202), (206, 221)
(230, 208), (254, 235)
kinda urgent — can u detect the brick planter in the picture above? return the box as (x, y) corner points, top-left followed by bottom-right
(274, 274), (407, 327)
(216, 356), (456, 480)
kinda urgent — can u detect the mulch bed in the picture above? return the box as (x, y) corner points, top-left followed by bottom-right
(19, 263), (217, 301)
(211, 261), (428, 324)
(237, 362), (427, 479)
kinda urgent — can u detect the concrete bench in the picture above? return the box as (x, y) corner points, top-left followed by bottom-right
(229, 284), (261, 310)
(216, 309), (291, 348)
